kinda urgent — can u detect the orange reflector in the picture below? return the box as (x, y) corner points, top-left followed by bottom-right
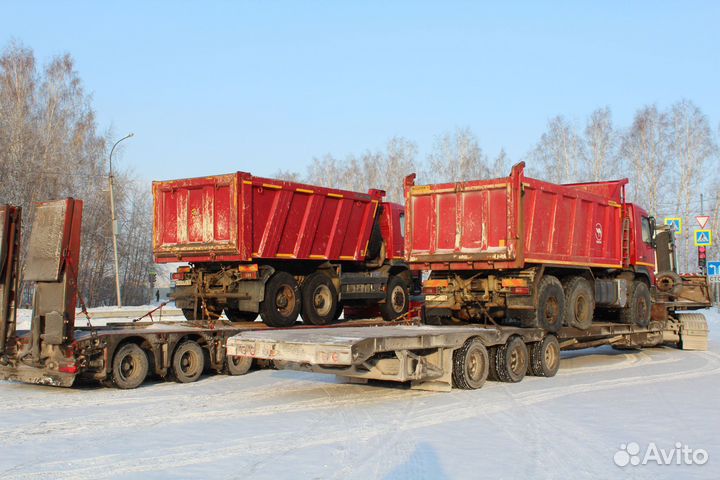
(177, 266), (192, 273)
(501, 278), (528, 288)
(424, 279), (449, 288)
(238, 264), (259, 273)
(510, 287), (531, 295)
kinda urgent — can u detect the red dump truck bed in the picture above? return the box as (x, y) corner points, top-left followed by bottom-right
(404, 163), (628, 270)
(153, 173), (383, 263)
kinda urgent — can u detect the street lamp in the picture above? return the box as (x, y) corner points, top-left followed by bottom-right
(109, 133), (134, 307)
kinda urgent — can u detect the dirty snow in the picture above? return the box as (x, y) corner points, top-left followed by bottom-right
(1, 309), (719, 479)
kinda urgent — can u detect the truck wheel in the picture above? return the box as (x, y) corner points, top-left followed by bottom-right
(171, 340), (205, 383)
(620, 280), (651, 327)
(260, 272), (301, 327)
(528, 335), (560, 377)
(536, 275), (565, 332)
(302, 272), (339, 325)
(225, 308), (257, 322)
(226, 355), (253, 375)
(380, 275), (409, 321)
(112, 343), (149, 389)
(494, 336), (528, 383)
(452, 337), (489, 389)
(563, 277), (594, 330)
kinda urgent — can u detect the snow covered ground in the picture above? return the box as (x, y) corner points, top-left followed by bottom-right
(1, 310), (719, 479)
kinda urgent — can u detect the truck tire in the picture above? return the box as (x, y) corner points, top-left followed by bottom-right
(225, 308), (258, 322)
(563, 276), (594, 330)
(620, 280), (651, 327)
(527, 335), (560, 377)
(493, 336), (528, 383)
(302, 272), (339, 325)
(452, 337), (489, 389)
(226, 355), (253, 376)
(112, 343), (149, 389)
(535, 275), (565, 332)
(260, 272), (301, 327)
(380, 275), (409, 321)
(171, 340), (205, 383)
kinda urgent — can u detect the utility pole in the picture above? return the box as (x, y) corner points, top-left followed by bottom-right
(109, 133), (134, 307)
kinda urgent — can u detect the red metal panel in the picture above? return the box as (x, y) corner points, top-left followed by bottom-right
(153, 174), (239, 261)
(405, 177), (513, 263)
(154, 173), (384, 263)
(405, 163), (628, 270)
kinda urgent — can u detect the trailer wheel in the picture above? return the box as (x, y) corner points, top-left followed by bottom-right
(528, 335), (560, 377)
(302, 272), (339, 325)
(535, 275), (565, 332)
(171, 341), (205, 383)
(380, 275), (409, 321)
(260, 272), (301, 327)
(452, 337), (489, 389)
(563, 276), (594, 330)
(226, 355), (253, 376)
(225, 308), (258, 322)
(494, 336), (528, 383)
(112, 343), (149, 389)
(620, 280), (651, 327)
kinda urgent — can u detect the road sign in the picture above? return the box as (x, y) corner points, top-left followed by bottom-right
(694, 229), (712, 246)
(696, 215), (710, 229)
(708, 261), (720, 276)
(664, 217), (682, 235)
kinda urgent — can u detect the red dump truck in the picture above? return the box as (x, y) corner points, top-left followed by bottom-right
(404, 162), (660, 330)
(153, 173), (413, 327)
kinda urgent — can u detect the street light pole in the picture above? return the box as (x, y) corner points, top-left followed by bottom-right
(109, 133), (134, 307)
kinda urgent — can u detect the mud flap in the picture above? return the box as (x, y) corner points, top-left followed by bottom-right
(677, 313), (709, 351)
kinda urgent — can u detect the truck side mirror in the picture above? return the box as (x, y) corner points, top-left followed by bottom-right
(649, 216), (657, 249)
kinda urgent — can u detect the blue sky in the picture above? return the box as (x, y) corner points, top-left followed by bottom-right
(2, 1), (718, 181)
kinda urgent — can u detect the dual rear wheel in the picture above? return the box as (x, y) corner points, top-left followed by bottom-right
(453, 334), (560, 390)
(260, 271), (410, 327)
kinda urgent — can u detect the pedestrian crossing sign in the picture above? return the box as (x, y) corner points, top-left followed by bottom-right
(694, 230), (712, 246)
(664, 217), (682, 235)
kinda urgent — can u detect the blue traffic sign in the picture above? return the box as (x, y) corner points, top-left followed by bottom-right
(694, 229), (712, 246)
(708, 261), (720, 276)
(664, 217), (682, 235)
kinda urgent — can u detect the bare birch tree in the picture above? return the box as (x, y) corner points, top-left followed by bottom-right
(584, 107), (617, 181)
(527, 116), (584, 183)
(427, 127), (489, 183)
(619, 105), (671, 216)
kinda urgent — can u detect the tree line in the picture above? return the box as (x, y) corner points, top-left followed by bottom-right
(0, 42), (154, 307)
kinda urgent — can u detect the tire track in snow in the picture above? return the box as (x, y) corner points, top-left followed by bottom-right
(5, 350), (719, 479)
